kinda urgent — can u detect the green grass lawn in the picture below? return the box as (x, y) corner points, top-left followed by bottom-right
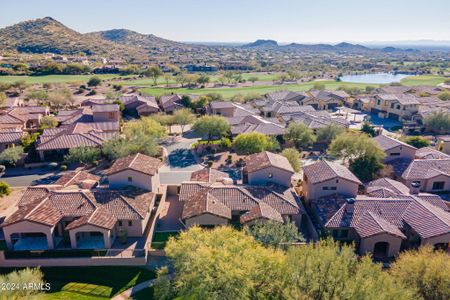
(151, 231), (179, 250)
(400, 74), (447, 86)
(0, 74), (129, 85)
(0, 266), (155, 300)
(140, 80), (380, 99)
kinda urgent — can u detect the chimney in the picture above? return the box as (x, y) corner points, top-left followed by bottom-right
(345, 198), (355, 214)
(410, 181), (421, 195)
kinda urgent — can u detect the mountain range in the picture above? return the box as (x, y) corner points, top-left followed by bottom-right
(0, 17), (440, 57)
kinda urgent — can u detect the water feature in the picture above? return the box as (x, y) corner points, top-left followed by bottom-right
(339, 73), (413, 84)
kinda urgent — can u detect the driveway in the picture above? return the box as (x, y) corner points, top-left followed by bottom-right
(155, 195), (184, 232)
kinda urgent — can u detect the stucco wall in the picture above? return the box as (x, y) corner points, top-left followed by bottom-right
(69, 224), (111, 248)
(108, 169), (154, 191)
(211, 107), (235, 117)
(248, 166), (293, 187)
(384, 145), (416, 162)
(422, 233), (450, 247)
(303, 177), (358, 201)
(358, 233), (403, 257)
(185, 213), (228, 228)
(2, 221), (54, 250)
(404, 174), (450, 193)
(93, 111), (119, 122)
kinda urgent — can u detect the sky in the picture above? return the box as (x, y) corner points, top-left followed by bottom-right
(1, 0), (450, 43)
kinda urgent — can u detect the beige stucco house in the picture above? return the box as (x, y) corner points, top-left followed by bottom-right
(401, 159), (450, 193)
(371, 94), (419, 121)
(107, 153), (163, 192)
(436, 135), (450, 155)
(302, 160), (361, 202)
(92, 104), (120, 122)
(373, 134), (417, 162)
(243, 151), (294, 187)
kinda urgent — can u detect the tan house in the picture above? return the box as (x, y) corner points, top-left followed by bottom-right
(373, 134), (417, 162)
(0, 128), (24, 153)
(302, 161), (362, 202)
(302, 90), (350, 111)
(243, 151), (294, 187)
(401, 159), (450, 193)
(415, 147), (449, 160)
(179, 182), (303, 228)
(0, 106), (49, 130)
(107, 153), (163, 192)
(371, 94), (419, 121)
(1, 175), (155, 251)
(92, 104), (120, 122)
(313, 195), (450, 258)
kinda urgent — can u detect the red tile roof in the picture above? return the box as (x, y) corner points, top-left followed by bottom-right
(402, 159), (450, 180)
(354, 211), (406, 239)
(245, 151), (294, 173)
(107, 153), (163, 176)
(373, 134), (416, 151)
(303, 160), (362, 185)
(190, 168), (230, 183)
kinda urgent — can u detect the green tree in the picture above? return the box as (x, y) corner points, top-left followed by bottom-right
(285, 123), (316, 150)
(0, 92), (7, 106)
(0, 268), (46, 299)
(65, 146), (101, 165)
(391, 246), (449, 300)
(124, 117), (167, 139)
(0, 146), (23, 167)
(0, 181), (11, 197)
(21, 132), (40, 152)
(437, 91), (450, 101)
(424, 111), (450, 134)
(87, 76), (102, 87)
(102, 134), (160, 160)
(192, 115), (230, 143)
(48, 88), (72, 108)
(281, 147), (301, 172)
(361, 122), (377, 137)
(316, 124), (345, 144)
(26, 90), (48, 104)
(158, 226), (285, 300)
(282, 238), (416, 300)
(248, 76), (258, 85)
(311, 82), (325, 90)
(402, 136), (430, 148)
(233, 132), (273, 155)
(197, 74), (210, 87)
(245, 220), (304, 249)
(172, 108), (195, 135)
(329, 132), (385, 181)
(40, 116), (58, 130)
(11, 80), (28, 94)
(144, 66), (163, 85)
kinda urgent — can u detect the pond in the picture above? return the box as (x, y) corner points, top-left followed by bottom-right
(339, 73), (413, 84)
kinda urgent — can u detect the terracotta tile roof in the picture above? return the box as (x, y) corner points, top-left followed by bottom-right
(265, 91), (306, 102)
(160, 94), (182, 110)
(53, 171), (100, 189)
(245, 151), (294, 173)
(315, 195), (450, 240)
(181, 188), (232, 220)
(92, 104), (120, 113)
(3, 186), (155, 229)
(36, 123), (113, 151)
(373, 135), (416, 151)
(0, 129), (23, 144)
(240, 202), (283, 224)
(367, 178), (410, 196)
(415, 147), (449, 159)
(0, 113), (23, 125)
(303, 161), (362, 185)
(354, 211), (406, 239)
(190, 168), (230, 183)
(107, 153), (163, 176)
(231, 123), (285, 136)
(402, 159), (450, 180)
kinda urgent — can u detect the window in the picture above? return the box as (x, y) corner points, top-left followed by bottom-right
(128, 176), (133, 182)
(128, 221), (132, 226)
(336, 179), (339, 183)
(432, 181), (445, 190)
(396, 105), (401, 110)
(377, 99), (381, 105)
(323, 186), (337, 190)
(330, 186), (337, 190)
(390, 153), (400, 156)
(118, 221), (123, 226)
(390, 103), (395, 109)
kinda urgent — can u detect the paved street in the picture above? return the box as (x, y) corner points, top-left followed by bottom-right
(1, 167), (62, 187)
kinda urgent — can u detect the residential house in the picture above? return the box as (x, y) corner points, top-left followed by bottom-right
(80, 98), (110, 107)
(179, 182), (304, 228)
(159, 94), (183, 113)
(0, 106), (49, 130)
(107, 153), (163, 192)
(243, 151), (294, 187)
(92, 104), (120, 123)
(401, 159), (450, 193)
(36, 123), (116, 161)
(373, 134), (417, 162)
(1, 182), (155, 251)
(436, 135), (450, 155)
(190, 168), (232, 184)
(0, 128), (24, 153)
(208, 101), (258, 118)
(302, 161), (362, 202)
(312, 195), (450, 258)
(301, 90), (350, 111)
(120, 95), (160, 116)
(415, 147), (450, 160)
(371, 94), (419, 121)
(289, 110), (349, 134)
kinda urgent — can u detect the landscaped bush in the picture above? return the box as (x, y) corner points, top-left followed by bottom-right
(0, 146), (23, 167)
(0, 181), (11, 197)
